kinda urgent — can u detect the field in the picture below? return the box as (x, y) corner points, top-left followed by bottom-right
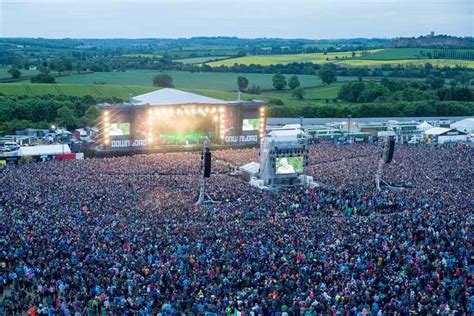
(360, 48), (435, 60)
(207, 48), (474, 68)
(337, 59), (474, 68)
(174, 56), (231, 64)
(0, 83), (156, 98)
(207, 51), (370, 67)
(0, 80), (347, 107)
(0, 68), (39, 80)
(55, 70), (329, 90)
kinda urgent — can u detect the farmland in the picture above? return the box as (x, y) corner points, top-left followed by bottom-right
(174, 56), (231, 64)
(54, 70), (330, 90)
(207, 51), (370, 67)
(0, 68), (39, 80)
(207, 48), (474, 68)
(0, 83), (156, 99)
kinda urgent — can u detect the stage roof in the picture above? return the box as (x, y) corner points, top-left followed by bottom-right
(132, 88), (227, 105)
(98, 88), (265, 109)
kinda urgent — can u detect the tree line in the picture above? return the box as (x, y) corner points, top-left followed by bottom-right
(337, 77), (473, 103)
(0, 95), (113, 134)
(269, 100), (474, 118)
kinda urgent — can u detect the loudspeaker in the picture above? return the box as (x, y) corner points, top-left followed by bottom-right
(204, 149), (211, 178)
(385, 137), (395, 164)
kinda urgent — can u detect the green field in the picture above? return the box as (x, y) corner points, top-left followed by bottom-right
(361, 48), (474, 60)
(337, 59), (474, 68)
(207, 48), (474, 68)
(207, 51), (369, 67)
(174, 56), (231, 64)
(0, 83), (156, 98)
(55, 70), (328, 90)
(0, 68), (40, 80)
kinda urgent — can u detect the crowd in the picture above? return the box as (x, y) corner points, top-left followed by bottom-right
(0, 142), (472, 315)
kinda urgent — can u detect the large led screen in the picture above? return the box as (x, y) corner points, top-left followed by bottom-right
(242, 118), (259, 131)
(109, 123), (130, 136)
(275, 156), (303, 174)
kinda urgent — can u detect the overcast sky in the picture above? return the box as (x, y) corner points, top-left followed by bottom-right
(1, 0), (472, 39)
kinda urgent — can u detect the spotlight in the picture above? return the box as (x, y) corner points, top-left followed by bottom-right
(219, 107), (225, 113)
(213, 116), (218, 122)
(211, 108), (216, 113)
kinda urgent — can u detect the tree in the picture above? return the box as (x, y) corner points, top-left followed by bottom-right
(56, 106), (78, 130)
(237, 76), (249, 91)
(247, 84), (261, 95)
(272, 73), (287, 90)
(7, 66), (21, 79)
(49, 59), (66, 75)
(288, 76), (300, 90)
(425, 75), (444, 90)
(30, 73), (55, 83)
(153, 74), (174, 88)
(318, 66), (337, 85)
(82, 105), (100, 126)
(292, 87), (305, 100)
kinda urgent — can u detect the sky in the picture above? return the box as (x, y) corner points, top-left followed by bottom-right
(0, 0), (473, 39)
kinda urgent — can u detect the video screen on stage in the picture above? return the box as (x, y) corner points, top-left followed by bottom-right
(275, 156), (303, 174)
(242, 118), (259, 131)
(109, 122), (130, 136)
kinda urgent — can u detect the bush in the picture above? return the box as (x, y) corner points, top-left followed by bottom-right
(247, 84), (261, 95)
(292, 87), (305, 100)
(268, 98), (284, 106)
(153, 74), (174, 88)
(30, 73), (56, 83)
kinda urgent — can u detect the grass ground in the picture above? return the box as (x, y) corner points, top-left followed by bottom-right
(207, 51), (370, 67)
(55, 70), (328, 90)
(0, 68), (39, 80)
(207, 48), (474, 68)
(0, 83), (156, 99)
(174, 56), (231, 64)
(0, 79), (346, 107)
(337, 59), (474, 68)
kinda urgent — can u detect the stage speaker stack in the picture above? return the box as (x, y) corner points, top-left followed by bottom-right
(385, 136), (395, 164)
(204, 148), (212, 178)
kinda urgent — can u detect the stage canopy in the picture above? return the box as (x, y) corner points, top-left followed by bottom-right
(131, 88), (229, 106)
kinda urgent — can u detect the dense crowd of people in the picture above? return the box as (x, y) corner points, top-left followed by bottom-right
(0, 142), (472, 315)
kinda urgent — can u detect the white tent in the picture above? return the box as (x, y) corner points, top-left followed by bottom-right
(18, 144), (71, 157)
(417, 121), (433, 131)
(424, 127), (450, 136)
(451, 118), (474, 134)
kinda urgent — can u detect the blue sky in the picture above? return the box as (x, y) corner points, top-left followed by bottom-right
(1, 0), (472, 38)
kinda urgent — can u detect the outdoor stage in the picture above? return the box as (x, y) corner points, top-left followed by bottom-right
(97, 88), (266, 154)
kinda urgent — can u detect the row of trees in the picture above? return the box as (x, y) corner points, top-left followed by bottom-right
(0, 95), (107, 133)
(338, 78), (474, 103)
(268, 101), (474, 118)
